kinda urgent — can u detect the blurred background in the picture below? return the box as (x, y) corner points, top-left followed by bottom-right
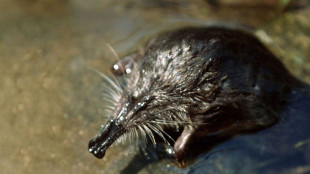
(0, 0), (309, 173)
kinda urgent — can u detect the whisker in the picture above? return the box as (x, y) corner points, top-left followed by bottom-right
(153, 124), (175, 143)
(152, 107), (185, 116)
(101, 93), (118, 104)
(105, 43), (124, 86)
(100, 78), (118, 94)
(142, 124), (156, 146)
(101, 100), (115, 117)
(91, 67), (122, 94)
(133, 127), (140, 145)
(146, 123), (168, 144)
(104, 105), (116, 111)
(106, 43), (129, 78)
(101, 83), (121, 102)
(148, 120), (209, 125)
(137, 125), (146, 140)
(106, 43), (120, 61)
(103, 110), (112, 117)
(107, 70), (124, 91)
(128, 128), (135, 145)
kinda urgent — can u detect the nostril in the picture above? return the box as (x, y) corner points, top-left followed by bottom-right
(88, 119), (124, 159)
(88, 138), (106, 159)
(88, 138), (98, 153)
(95, 150), (105, 159)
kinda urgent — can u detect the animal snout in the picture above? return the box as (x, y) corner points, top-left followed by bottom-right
(88, 119), (123, 159)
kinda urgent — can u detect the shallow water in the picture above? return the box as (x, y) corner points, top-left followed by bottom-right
(0, 0), (310, 174)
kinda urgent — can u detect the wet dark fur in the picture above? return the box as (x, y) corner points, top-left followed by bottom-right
(89, 27), (299, 167)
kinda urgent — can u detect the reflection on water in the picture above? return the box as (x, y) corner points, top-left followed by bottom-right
(0, 0), (309, 174)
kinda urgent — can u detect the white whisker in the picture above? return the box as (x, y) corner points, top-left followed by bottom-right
(108, 71), (124, 91)
(128, 129), (134, 145)
(142, 124), (156, 145)
(133, 127), (140, 144)
(100, 80), (118, 94)
(153, 124), (175, 143)
(101, 83), (121, 102)
(91, 68), (122, 93)
(101, 93), (117, 104)
(146, 123), (168, 144)
(106, 43), (130, 78)
(104, 105), (116, 111)
(149, 120), (209, 125)
(106, 43), (120, 61)
(137, 125), (146, 139)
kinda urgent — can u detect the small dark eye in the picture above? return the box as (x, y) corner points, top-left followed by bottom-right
(111, 63), (124, 76)
(127, 94), (136, 103)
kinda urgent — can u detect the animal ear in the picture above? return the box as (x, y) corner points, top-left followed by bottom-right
(111, 53), (140, 76)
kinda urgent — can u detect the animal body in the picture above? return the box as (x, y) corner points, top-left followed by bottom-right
(88, 27), (299, 167)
